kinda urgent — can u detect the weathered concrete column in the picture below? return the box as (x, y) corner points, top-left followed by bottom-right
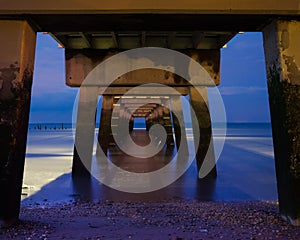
(121, 103), (134, 133)
(116, 103), (132, 145)
(170, 96), (188, 155)
(0, 21), (36, 225)
(156, 105), (164, 128)
(263, 20), (300, 226)
(161, 98), (174, 148)
(129, 116), (134, 132)
(148, 105), (158, 130)
(97, 95), (114, 155)
(189, 86), (217, 179)
(146, 112), (153, 131)
(148, 105), (160, 145)
(72, 87), (98, 177)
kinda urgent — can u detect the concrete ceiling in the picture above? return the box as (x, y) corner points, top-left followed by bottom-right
(0, 0), (299, 14)
(51, 30), (235, 50)
(1, 1), (299, 50)
(30, 13), (270, 50)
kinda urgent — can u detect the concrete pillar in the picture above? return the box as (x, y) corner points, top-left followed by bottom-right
(109, 96), (119, 148)
(189, 86), (217, 178)
(156, 105), (164, 128)
(170, 96), (188, 155)
(129, 116), (134, 132)
(118, 102), (127, 137)
(148, 105), (159, 145)
(98, 95), (114, 155)
(121, 103), (133, 133)
(72, 87), (98, 177)
(0, 21), (36, 225)
(148, 105), (158, 131)
(146, 112), (153, 131)
(153, 104), (168, 147)
(161, 98), (175, 148)
(263, 20), (300, 226)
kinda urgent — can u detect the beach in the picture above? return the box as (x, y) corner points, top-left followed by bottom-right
(2, 123), (299, 239)
(21, 123), (278, 204)
(2, 200), (300, 239)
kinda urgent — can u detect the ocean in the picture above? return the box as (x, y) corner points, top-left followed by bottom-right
(22, 122), (277, 205)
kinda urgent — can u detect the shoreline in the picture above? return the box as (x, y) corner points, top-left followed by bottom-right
(5, 123), (287, 239)
(2, 200), (300, 239)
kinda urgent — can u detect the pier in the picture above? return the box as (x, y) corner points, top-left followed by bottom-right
(0, 0), (299, 226)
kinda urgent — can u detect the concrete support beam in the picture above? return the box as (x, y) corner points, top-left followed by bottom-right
(263, 20), (300, 226)
(0, 1), (299, 15)
(98, 86), (188, 96)
(129, 118), (134, 132)
(189, 86), (217, 179)
(155, 104), (166, 146)
(150, 106), (158, 128)
(147, 106), (156, 135)
(161, 98), (175, 148)
(65, 49), (220, 87)
(146, 115), (152, 131)
(97, 95), (114, 155)
(170, 96), (188, 156)
(72, 87), (98, 177)
(0, 21), (36, 225)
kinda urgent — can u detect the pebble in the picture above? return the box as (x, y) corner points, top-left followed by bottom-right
(1, 200), (299, 239)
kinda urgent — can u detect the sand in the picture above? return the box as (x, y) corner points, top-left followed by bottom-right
(2, 125), (293, 239)
(1, 200), (300, 240)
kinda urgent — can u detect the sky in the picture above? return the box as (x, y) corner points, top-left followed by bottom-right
(29, 32), (271, 123)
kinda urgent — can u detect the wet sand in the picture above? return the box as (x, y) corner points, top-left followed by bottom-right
(2, 201), (300, 239)
(3, 126), (294, 239)
(21, 128), (277, 204)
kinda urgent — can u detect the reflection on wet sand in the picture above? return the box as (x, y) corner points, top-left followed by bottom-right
(22, 125), (277, 205)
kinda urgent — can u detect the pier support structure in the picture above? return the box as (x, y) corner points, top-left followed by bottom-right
(67, 49), (220, 179)
(189, 86), (217, 178)
(263, 20), (300, 226)
(161, 98), (175, 148)
(97, 95), (114, 156)
(170, 96), (188, 157)
(0, 21), (36, 225)
(72, 87), (98, 177)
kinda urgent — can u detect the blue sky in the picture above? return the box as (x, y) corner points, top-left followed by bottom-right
(29, 32), (270, 123)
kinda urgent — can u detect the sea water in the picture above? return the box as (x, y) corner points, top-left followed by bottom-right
(22, 123), (277, 205)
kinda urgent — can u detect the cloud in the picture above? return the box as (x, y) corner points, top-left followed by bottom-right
(218, 86), (267, 96)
